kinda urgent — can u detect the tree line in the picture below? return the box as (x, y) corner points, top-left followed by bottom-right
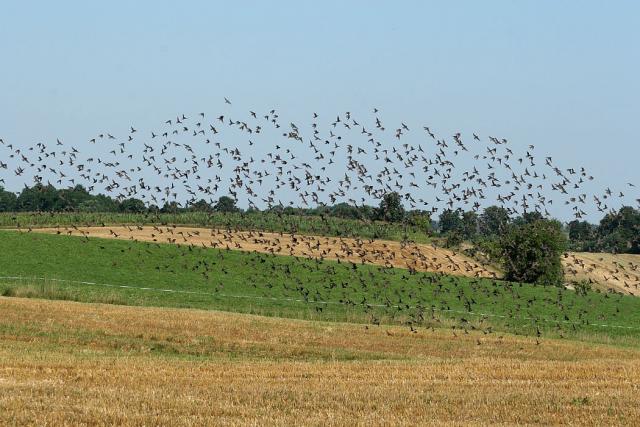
(1, 184), (637, 253)
(0, 184), (428, 228)
(436, 205), (639, 255)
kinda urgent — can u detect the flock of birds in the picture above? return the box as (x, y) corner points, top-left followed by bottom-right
(1, 99), (638, 218)
(1, 99), (639, 336)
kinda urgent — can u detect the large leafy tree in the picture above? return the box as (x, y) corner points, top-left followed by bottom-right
(119, 198), (146, 213)
(479, 206), (510, 237)
(595, 206), (640, 254)
(0, 187), (17, 212)
(189, 199), (213, 212)
(214, 196), (240, 213)
(16, 184), (63, 211)
(567, 220), (596, 251)
(407, 210), (432, 234)
(438, 209), (463, 234)
(376, 192), (405, 223)
(330, 202), (363, 220)
(500, 219), (567, 286)
(461, 211), (479, 240)
(58, 185), (93, 210)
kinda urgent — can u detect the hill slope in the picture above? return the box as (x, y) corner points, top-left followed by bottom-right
(27, 225), (640, 295)
(2, 230), (640, 343)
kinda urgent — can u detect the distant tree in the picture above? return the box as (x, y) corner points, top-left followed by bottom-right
(119, 198), (146, 213)
(357, 205), (376, 221)
(567, 220), (594, 242)
(58, 185), (92, 211)
(0, 187), (17, 212)
(78, 195), (119, 213)
(160, 201), (182, 214)
(376, 192), (405, 223)
(189, 199), (212, 212)
(407, 210), (432, 235)
(282, 206), (297, 215)
(461, 211), (479, 240)
(330, 202), (362, 220)
(500, 219), (567, 286)
(438, 209), (463, 234)
(479, 206), (510, 237)
(513, 211), (544, 226)
(213, 196), (240, 213)
(567, 220), (596, 251)
(16, 184), (61, 211)
(595, 206), (640, 253)
(94, 194), (119, 212)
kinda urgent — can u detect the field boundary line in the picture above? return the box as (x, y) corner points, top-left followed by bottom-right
(0, 275), (638, 331)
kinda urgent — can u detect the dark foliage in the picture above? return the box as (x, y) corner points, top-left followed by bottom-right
(500, 219), (567, 286)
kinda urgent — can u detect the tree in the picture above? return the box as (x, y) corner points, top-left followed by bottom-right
(16, 184), (63, 211)
(58, 185), (92, 211)
(330, 202), (362, 220)
(595, 206), (640, 254)
(461, 211), (479, 240)
(568, 220), (594, 241)
(438, 209), (463, 234)
(407, 210), (432, 234)
(515, 211), (544, 225)
(376, 192), (405, 223)
(479, 206), (510, 237)
(0, 187), (17, 212)
(213, 196), (240, 213)
(119, 198), (146, 213)
(567, 220), (595, 251)
(78, 195), (119, 213)
(160, 201), (182, 214)
(500, 219), (567, 286)
(189, 199), (212, 212)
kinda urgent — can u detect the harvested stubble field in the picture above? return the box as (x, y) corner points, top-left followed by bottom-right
(565, 252), (640, 296)
(29, 225), (640, 295)
(1, 297), (640, 426)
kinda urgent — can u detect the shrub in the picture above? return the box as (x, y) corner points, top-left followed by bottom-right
(500, 219), (567, 286)
(444, 232), (463, 248)
(572, 280), (592, 296)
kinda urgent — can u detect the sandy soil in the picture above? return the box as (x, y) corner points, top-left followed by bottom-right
(564, 252), (640, 296)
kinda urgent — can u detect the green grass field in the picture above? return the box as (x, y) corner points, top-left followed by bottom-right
(0, 211), (430, 243)
(1, 230), (639, 345)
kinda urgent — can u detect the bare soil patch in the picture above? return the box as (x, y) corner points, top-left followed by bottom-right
(564, 252), (640, 296)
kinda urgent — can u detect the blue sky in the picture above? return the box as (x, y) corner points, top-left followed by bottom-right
(1, 1), (638, 220)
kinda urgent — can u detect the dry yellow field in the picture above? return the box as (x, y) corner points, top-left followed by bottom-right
(29, 225), (640, 295)
(1, 296), (640, 425)
(565, 252), (640, 296)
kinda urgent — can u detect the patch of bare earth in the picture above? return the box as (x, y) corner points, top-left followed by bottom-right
(564, 252), (640, 296)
